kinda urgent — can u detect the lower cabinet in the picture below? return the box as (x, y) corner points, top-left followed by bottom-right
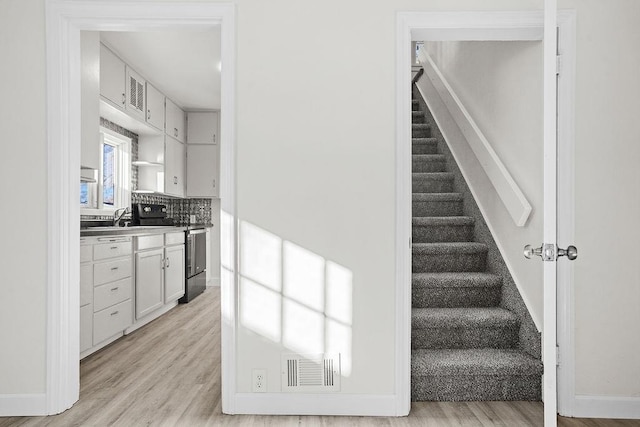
(135, 248), (165, 319)
(93, 299), (133, 345)
(164, 243), (185, 303)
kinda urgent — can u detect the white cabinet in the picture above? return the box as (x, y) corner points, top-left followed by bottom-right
(100, 44), (126, 110)
(187, 111), (219, 145)
(187, 144), (218, 197)
(125, 66), (146, 119)
(165, 98), (186, 143)
(81, 32), (100, 170)
(135, 247), (165, 319)
(164, 237), (185, 303)
(146, 83), (165, 131)
(80, 236), (133, 358)
(135, 232), (185, 319)
(165, 136), (186, 197)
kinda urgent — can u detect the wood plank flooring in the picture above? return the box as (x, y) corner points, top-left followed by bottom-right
(1, 288), (638, 426)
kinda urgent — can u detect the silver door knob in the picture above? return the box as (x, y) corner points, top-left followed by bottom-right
(524, 244), (543, 259)
(558, 245), (578, 260)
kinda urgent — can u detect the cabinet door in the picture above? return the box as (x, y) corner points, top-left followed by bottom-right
(146, 83), (165, 131)
(164, 136), (185, 197)
(135, 249), (164, 319)
(125, 66), (146, 118)
(164, 245), (185, 303)
(80, 264), (93, 307)
(81, 32), (100, 170)
(187, 111), (218, 144)
(80, 304), (93, 353)
(187, 144), (218, 197)
(100, 44), (125, 109)
(165, 98), (186, 143)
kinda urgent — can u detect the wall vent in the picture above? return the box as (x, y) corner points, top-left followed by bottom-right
(281, 353), (341, 392)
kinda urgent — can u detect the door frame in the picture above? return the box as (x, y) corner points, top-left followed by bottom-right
(44, 0), (236, 415)
(395, 10), (576, 417)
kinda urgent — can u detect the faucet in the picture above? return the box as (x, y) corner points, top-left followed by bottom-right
(113, 207), (130, 227)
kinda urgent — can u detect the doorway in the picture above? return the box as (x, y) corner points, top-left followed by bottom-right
(395, 10), (575, 419)
(45, 0), (236, 415)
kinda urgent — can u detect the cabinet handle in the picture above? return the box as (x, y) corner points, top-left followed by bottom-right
(174, 176), (178, 185)
(110, 310), (119, 316)
(122, 93), (126, 105)
(213, 134), (216, 144)
(110, 246), (118, 249)
(213, 179), (216, 188)
(166, 257), (170, 268)
(110, 267), (119, 271)
(147, 109), (151, 120)
(110, 287), (119, 291)
(161, 258), (165, 269)
(174, 127), (178, 137)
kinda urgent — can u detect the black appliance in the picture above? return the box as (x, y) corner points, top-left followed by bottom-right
(131, 203), (175, 226)
(180, 227), (207, 303)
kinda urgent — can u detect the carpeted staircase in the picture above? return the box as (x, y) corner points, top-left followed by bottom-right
(410, 90), (543, 401)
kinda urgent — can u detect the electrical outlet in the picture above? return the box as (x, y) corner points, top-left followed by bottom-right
(252, 369), (267, 393)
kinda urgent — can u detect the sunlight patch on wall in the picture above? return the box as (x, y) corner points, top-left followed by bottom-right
(238, 220), (354, 376)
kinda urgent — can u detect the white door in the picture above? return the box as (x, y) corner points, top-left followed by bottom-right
(99, 43), (125, 109)
(525, 3), (577, 426)
(187, 144), (218, 197)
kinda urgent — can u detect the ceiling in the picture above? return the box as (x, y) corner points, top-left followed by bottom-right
(101, 28), (221, 110)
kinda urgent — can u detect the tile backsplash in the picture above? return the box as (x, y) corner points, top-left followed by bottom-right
(82, 118), (213, 226)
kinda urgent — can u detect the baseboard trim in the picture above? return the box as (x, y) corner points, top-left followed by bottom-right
(0, 394), (47, 416)
(233, 393), (401, 416)
(569, 395), (640, 419)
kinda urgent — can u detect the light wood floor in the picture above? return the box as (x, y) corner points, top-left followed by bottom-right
(1, 288), (638, 427)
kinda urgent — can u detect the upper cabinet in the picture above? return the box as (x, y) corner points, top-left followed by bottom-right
(81, 32), (100, 171)
(146, 83), (165, 132)
(99, 44), (126, 110)
(125, 66), (146, 119)
(187, 111), (219, 145)
(165, 98), (186, 143)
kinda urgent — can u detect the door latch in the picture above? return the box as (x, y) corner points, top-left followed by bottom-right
(524, 244), (577, 261)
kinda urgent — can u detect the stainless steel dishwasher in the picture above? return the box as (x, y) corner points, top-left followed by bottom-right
(180, 227), (207, 303)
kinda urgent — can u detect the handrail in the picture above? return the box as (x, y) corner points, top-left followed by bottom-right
(416, 50), (532, 227)
(412, 67), (424, 85)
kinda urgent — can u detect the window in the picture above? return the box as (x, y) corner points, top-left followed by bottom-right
(80, 128), (131, 213)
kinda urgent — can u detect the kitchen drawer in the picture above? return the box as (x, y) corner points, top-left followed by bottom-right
(94, 258), (132, 286)
(80, 244), (93, 263)
(80, 264), (93, 307)
(94, 277), (132, 312)
(165, 231), (185, 246)
(93, 299), (132, 345)
(136, 234), (164, 251)
(80, 304), (93, 353)
(94, 241), (132, 261)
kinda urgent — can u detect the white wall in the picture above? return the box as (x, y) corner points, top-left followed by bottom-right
(2, 0), (639, 412)
(421, 40), (544, 328)
(0, 0), (47, 394)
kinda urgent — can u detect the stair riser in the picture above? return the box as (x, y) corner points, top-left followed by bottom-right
(412, 179), (454, 193)
(411, 375), (542, 401)
(413, 252), (487, 272)
(412, 326), (518, 350)
(412, 101), (420, 111)
(412, 127), (432, 138)
(412, 287), (501, 308)
(412, 143), (439, 155)
(412, 160), (447, 173)
(412, 200), (463, 217)
(413, 224), (474, 243)
(412, 113), (426, 123)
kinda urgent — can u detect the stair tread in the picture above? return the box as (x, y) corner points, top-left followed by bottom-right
(412, 123), (431, 128)
(413, 172), (454, 180)
(412, 349), (543, 377)
(412, 307), (518, 329)
(413, 193), (462, 201)
(412, 272), (502, 288)
(412, 216), (474, 226)
(412, 138), (437, 144)
(412, 154), (445, 161)
(413, 242), (487, 254)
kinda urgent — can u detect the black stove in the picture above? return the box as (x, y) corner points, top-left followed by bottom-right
(131, 203), (175, 226)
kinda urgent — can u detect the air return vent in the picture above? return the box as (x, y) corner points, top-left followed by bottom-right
(281, 353), (341, 392)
